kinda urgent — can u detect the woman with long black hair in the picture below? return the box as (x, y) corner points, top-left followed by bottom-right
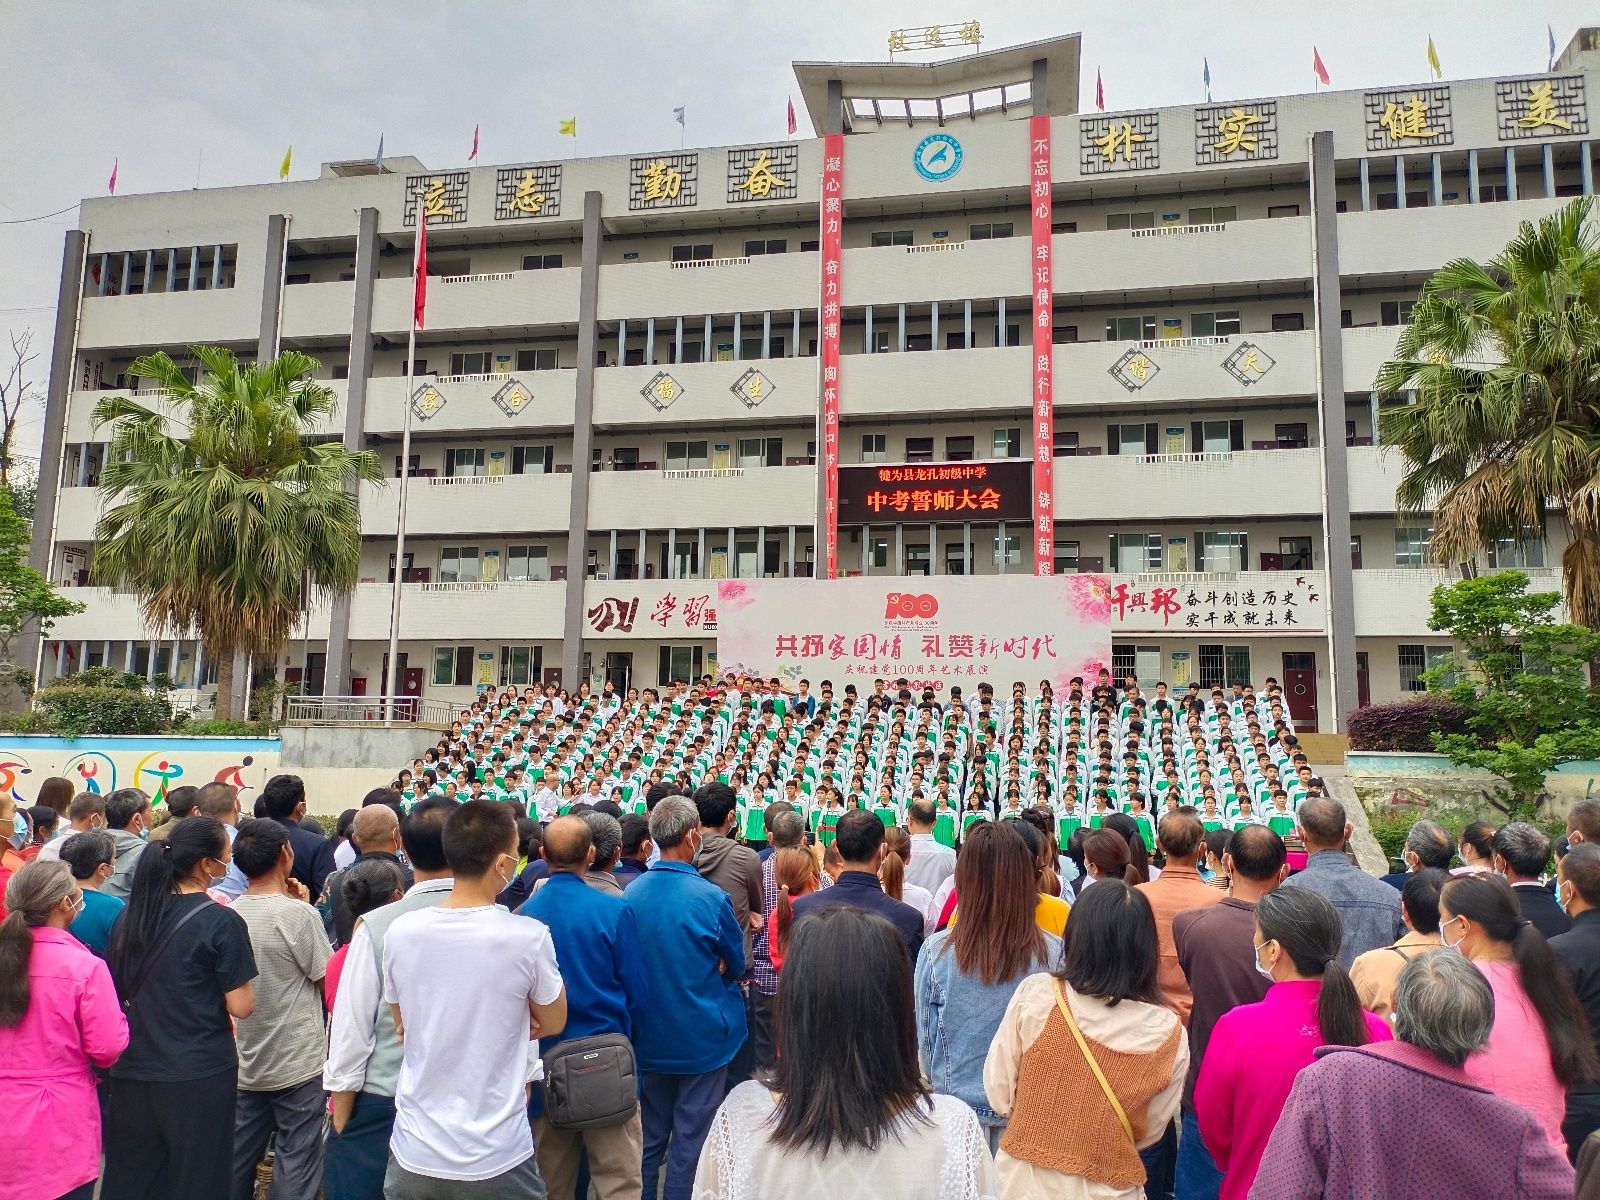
(1440, 872), (1600, 1149)
(1194, 886), (1391, 1200)
(694, 905), (997, 1198)
(101, 815), (257, 1200)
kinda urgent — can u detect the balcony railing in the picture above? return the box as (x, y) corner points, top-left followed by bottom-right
(439, 272), (516, 284)
(427, 475), (506, 487)
(668, 257), (750, 270)
(285, 694), (454, 727)
(661, 467), (745, 479)
(906, 242), (966, 254)
(1129, 222), (1227, 238)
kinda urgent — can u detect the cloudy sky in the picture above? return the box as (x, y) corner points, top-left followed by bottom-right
(1, 0), (1590, 463)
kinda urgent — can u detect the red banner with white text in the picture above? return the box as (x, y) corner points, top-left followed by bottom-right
(819, 134), (844, 579)
(1029, 115), (1053, 575)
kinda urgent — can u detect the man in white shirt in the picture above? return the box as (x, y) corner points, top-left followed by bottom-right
(35, 790), (106, 863)
(530, 767), (563, 824)
(904, 799), (957, 895)
(382, 798), (567, 1197)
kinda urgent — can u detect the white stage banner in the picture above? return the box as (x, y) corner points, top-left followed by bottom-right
(715, 575), (1112, 694)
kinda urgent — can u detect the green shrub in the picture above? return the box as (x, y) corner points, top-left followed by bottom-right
(1368, 808), (1566, 871)
(0, 709), (58, 734)
(34, 684), (173, 737)
(180, 719), (273, 737)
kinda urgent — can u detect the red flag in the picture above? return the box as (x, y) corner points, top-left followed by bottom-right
(468, 124), (479, 161)
(786, 97), (797, 135)
(413, 207), (427, 330)
(1313, 47), (1331, 85)
(1095, 69), (1105, 111)
(107, 158), (118, 195)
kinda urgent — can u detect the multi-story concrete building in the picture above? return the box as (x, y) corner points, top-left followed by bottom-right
(30, 29), (1600, 730)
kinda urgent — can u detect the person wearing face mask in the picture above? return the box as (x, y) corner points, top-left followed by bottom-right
(99, 787), (152, 900)
(1550, 844), (1600, 1159)
(626, 796), (748, 1200)
(101, 816), (257, 1200)
(380, 799), (567, 1198)
(1192, 887), (1391, 1200)
(57, 829), (124, 957)
(1438, 872), (1600, 1151)
(34, 790), (107, 864)
(0, 858), (129, 1200)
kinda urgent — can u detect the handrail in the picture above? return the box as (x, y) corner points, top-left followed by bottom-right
(284, 695), (453, 727)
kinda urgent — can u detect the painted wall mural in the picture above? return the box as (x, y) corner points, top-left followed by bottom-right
(0, 738), (279, 807)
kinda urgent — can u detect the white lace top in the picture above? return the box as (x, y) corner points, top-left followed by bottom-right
(692, 1080), (1000, 1200)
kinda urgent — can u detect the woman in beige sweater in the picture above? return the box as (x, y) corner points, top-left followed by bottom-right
(985, 879), (1187, 1200)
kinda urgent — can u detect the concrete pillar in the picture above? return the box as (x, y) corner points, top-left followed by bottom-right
(964, 299), (973, 349)
(617, 318), (627, 367)
(1431, 153), (1443, 206)
(1543, 142), (1556, 198)
(1309, 130), (1359, 733)
(667, 529), (676, 577)
(1394, 156), (1406, 209)
(1358, 158), (1371, 211)
(930, 300), (939, 350)
(608, 529), (618, 578)
(732, 313), (742, 361)
(645, 317), (655, 365)
(787, 525), (796, 576)
(561, 191), (604, 690)
(188, 246), (200, 291)
(762, 310), (772, 358)
(1584, 142), (1596, 195)
(212, 244), (225, 290)
(896, 303), (906, 352)
(1468, 149), (1480, 201)
(996, 296), (1006, 345)
(674, 315), (684, 364)
(791, 309), (800, 357)
(324, 206), (379, 696)
(698, 528), (707, 578)
(1506, 146), (1519, 201)
(865, 304), (874, 353)
(998, 522), (1008, 574)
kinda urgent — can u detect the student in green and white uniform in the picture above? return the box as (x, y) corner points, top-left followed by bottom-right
(739, 787), (769, 847)
(930, 794), (958, 849)
(871, 784), (899, 830)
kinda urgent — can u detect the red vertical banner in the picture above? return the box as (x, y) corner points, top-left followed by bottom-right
(819, 133), (845, 580)
(1029, 115), (1054, 576)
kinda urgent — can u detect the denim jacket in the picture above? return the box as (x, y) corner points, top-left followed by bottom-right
(914, 929), (1060, 1126)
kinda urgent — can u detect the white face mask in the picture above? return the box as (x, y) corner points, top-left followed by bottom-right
(1253, 940), (1276, 981)
(1438, 915), (1463, 951)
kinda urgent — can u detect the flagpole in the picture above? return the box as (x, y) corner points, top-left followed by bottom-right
(384, 190), (422, 723)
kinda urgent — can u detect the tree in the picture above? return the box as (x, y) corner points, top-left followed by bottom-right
(1377, 197), (1600, 629)
(0, 484), (83, 685)
(90, 346), (380, 719)
(1426, 571), (1600, 807)
(0, 330), (43, 491)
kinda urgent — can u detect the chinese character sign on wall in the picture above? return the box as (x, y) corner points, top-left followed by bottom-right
(1495, 76), (1588, 140)
(1195, 102), (1279, 164)
(494, 164), (563, 220)
(629, 153), (699, 211)
(836, 460), (1032, 524)
(727, 145), (798, 203)
(715, 576), (1111, 694)
(403, 173), (470, 226)
(582, 582), (720, 639)
(1110, 574), (1326, 633)
(1365, 87), (1453, 150)
(819, 134), (845, 579)
(1079, 113), (1160, 173)
(1029, 114), (1054, 575)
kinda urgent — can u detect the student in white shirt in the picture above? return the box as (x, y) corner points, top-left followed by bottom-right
(381, 799), (567, 1196)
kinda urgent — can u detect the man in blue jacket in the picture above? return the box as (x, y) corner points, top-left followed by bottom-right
(520, 816), (649, 1200)
(625, 796), (746, 1200)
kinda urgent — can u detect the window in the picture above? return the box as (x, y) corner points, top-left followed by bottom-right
(432, 645), (474, 687)
(1106, 211), (1155, 230)
(869, 330), (890, 354)
(969, 222), (1014, 240)
(671, 341), (704, 364)
(861, 433), (887, 463)
(1270, 312), (1306, 332)
(992, 428), (1021, 458)
(1279, 536), (1314, 570)
(1480, 182), (1511, 203)
(1198, 531), (1248, 572)
(1381, 300), (1416, 326)
(905, 544), (931, 575)
(906, 437), (935, 463)
(331, 364), (349, 380)
(1054, 540), (1080, 573)
(1351, 535), (1363, 569)
(445, 447), (486, 477)
(505, 544), (549, 581)
(1190, 310), (1242, 338)
(284, 272), (312, 286)
(1199, 644), (1252, 689)
(658, 645), (704, 685)
(511, 445), (552, 474)
(521, 254), (562, 270)
(1196, 420), (1241, 453)
(1268, 203), (1301, 218)
(1488, 532), (1546, 568)
(1341, 309), (1355, 327)
(870, 538), (890, 568)
(1052, 324), (1079, 344)
(740, 335), (785, 359)
(800, 239), (820, 252)
(870, 230), (914, 247)
(1111, 533), (1162, 572)
(1394, 526), (1434, 567)
(665, 440), (709, 471)
(735, 540), (759, 579)
(394, 454), (421, 478)
(1274, 423), (1309, 448)
(439, 546), (481, 583)
(671, 244), (714, 261)
(1110, 423), (1155, 456)
(993, 534), (1022, 569)
(1112, 645), (1164, 688)
(1053, 429), (1079, 457)
(1187, 205), (1237, 224)
(946, 330), (970, 350)
(1398, 644), (1429, 692)
(516, 348), (559, 371)
(1376, 190), (1431, 210)
(1106, 315), (1157, 342)
(998, 324), (1021, 347)
(738, 437), (783, 468)
(946, 436), (975, 461)
(945, 543), (969, 575)
(448, 351), (491, 377)
(499, 645), (542, 686)
(669, 540), (699, 579)
(744, 239), (787, 255)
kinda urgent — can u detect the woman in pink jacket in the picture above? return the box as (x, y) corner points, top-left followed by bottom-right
(0, 859), (129, 1200)
(1194, 886), (1391, 1200)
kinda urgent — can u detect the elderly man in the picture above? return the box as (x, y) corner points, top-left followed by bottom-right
(320, 805), (411, 946)
(749, 807), (830, 1073)
(519, 816), (648, 1200)
(1551, 844), (1600, 1159)
(35, 791), (106, 864)
(1493, 821), (1568, 939)
(1281, 796), (1403, 967)
(1251, 952), (1574, 1198)
(625, 796), (745, 1200)
(1380, 818), (1455, 890)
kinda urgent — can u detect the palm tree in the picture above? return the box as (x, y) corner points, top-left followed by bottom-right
(1377, 196), (1600, 630)
(90, 346), (381, 719)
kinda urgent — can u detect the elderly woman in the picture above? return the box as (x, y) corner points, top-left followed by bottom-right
(1250, 952), (1575, 1199)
